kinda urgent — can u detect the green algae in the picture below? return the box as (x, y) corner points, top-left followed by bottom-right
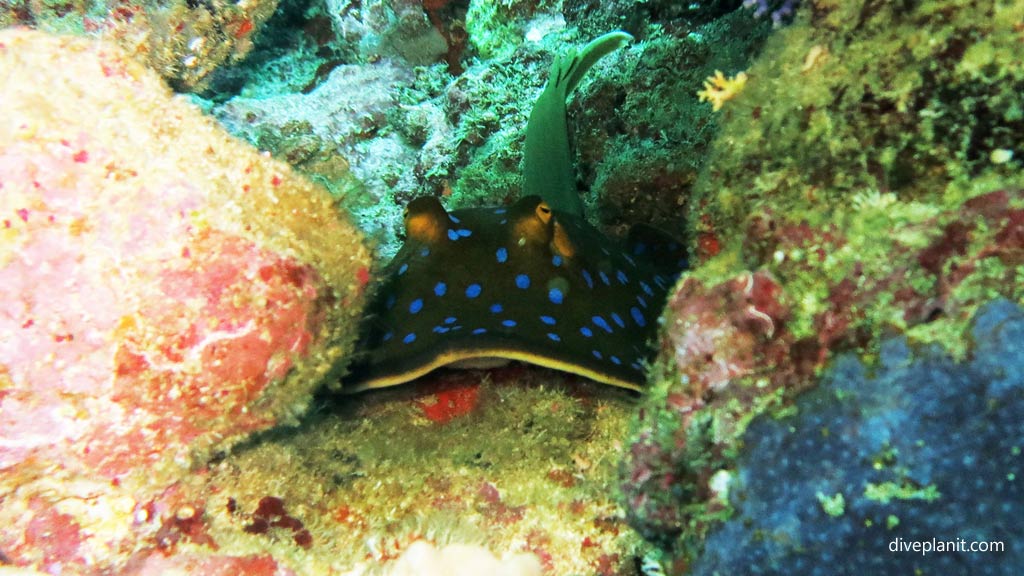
(465, 0), (563, 61)
(863, 481), (941, 505)
(687, 0), (1024, 356)
(816, 491), (845, 518)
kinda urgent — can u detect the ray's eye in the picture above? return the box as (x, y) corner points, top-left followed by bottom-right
(535, 202), (553, 224)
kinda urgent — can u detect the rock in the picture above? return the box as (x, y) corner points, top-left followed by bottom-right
(213, 60), (414, 205)
(692, 299), (1024, 574)
(0, 0), (279, 91)
(620, 270), (797, 543)
(326, 0), (448, 65)
(386, 541), (543, 576)
(620, 0), (1024, 569)
(0, 29), (370, 573)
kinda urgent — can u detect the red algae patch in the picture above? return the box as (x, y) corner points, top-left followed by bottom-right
(0, 29), (370, 574)
(415, 375), (482, 424)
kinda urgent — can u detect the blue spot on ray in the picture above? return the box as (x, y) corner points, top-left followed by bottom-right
(420, 247), (430, 257)
(616, 270), (628, 284)
(403, 332), (416, 344)
(611, 355), (622, 365)
(593, 315), (613, 333)
(580, 326), (593, 338)
(552, 254), (562, 267)
(382, 331), (393, 341)
(611, 312), (625, 328)
(582, 270), (594, 288)
(592, 350), (603, 359)
(434, 282), (447, 296)
(540, 315), (556, 325)
(502, 319), (517, 328)
(547, 333), (561, 342)
(637, 295), (648, 308)
(631, 307), (646, 327)
(433, 326), (449, 334)
(599, 271), (610, 285)
(515, 274), (530, 289)
(457, 229), (472, 238)
(447, 229), (458, 241)
(490, 303), (503, 314)
(449, 214), (461, 224)
(496, 247), (508, 263)
(444, 316), (457, 325)
(466, 284), (482, 298)
(640, 281), (654, 296)
(549, 288), (564, 305)
(398, 263), (409, 275)
(493, 208), (506, 215)
(409, 299), (423, 314)
(472, 328), (487, 335)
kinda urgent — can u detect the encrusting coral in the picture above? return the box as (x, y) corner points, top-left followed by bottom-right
(620, 0), (1024, 570)
(0, 28), (371, 574)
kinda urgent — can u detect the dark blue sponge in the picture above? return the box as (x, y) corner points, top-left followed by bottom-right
(692, 299), (1023, 575)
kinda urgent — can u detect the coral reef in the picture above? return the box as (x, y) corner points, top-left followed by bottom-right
(10, 0), (1018, 572)
(174, 368), (649, 574)
(465, 0), (562, 61)
(561, 0), (744, 39)
(692, 298), (1023, 574)
(0, 0), (278, 91)
(0, 29), (370, 573)
(620, 0), (1024, 570)
(212, 60), (412, 207)
(326, 0), (449, 66)
(743, 0), (798, 26)
(386, 540), (542, 576)
(209, 1), (773, 259)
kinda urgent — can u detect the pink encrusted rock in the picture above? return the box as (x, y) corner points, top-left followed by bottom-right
(0, 29), (371, 572)
(621, 270), (799, 541)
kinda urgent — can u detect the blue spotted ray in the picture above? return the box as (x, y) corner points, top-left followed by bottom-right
(344, 32), (687, 392)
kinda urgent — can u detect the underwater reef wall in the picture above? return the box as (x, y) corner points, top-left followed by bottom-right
(621, 0), (1024, 571)
(0, 29), (370, 573)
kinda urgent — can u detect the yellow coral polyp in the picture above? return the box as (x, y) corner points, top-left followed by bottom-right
(697, 70), (749, 111)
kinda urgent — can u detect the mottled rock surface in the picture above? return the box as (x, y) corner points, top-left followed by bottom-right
(620, 0), (1024, 570)
(0, 29), (370, 573)
(693, 299), (1023, 575)
(1, 0), (280, 91)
